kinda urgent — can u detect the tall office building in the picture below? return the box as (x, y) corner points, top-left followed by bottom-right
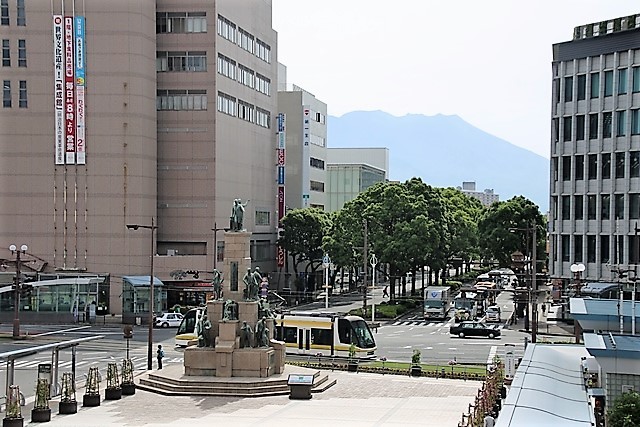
(0, 0), (278, 318)
(549, 14), (640, 283)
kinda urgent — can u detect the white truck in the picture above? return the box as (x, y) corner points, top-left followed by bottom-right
(423, 286), (452, 319)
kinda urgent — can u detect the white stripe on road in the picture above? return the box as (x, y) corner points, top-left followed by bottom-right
(34, 325), (91, 337)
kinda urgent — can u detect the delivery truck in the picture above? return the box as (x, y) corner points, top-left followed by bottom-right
(423, 286), (452, 319)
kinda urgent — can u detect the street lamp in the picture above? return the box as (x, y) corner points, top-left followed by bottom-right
(570, 263), (585, 296)
(8, 244), (27, 338)
(211, 222), (230, 270)
(126, 218), (157, 370)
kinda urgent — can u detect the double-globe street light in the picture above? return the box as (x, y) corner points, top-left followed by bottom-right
(8, 244), (27, 338)
(126, 218), (157, 370)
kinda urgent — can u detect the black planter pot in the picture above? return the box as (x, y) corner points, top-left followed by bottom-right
(121, 383), (136, 396)
(58, 401), (77, 415)
(31, 408), (51, 423)
(2, 417), (23, 427)
(104, 387), (122, 401)
(347, 362), (358, 373)
(82, 394), (100, 407)
(410, 366), (422, 377)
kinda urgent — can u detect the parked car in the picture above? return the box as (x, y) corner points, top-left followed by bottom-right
(155, 312), (184, 328)
(449, 321), (501, 339)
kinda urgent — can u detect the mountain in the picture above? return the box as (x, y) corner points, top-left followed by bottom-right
(327, 111), (550, 211)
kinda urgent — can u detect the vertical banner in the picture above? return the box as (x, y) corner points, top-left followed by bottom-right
(276, 112), (286, 268)
(64, 16), (76, 165)
(302, 107), (311, 207)
(74, 16), (86, 165)
(53, 15), (65, 165)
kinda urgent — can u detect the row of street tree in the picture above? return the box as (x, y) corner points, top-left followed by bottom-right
(277, 178), (546, 300)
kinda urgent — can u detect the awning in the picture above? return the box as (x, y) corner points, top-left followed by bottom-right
(122, 276), (164, 287)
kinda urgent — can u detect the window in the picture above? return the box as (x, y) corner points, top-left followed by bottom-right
(561, 195), (570, 220)
(577, 74), (586, 100)
(16, 0), (24, 26)
(600, 236), (610, 263)
(630, 194), (640, 219)
(216, 15), (235, 41)
(2, 79), (9, 107)
(601, 194), (610, 220)
(256, 73), (271, 96)
(0, 0), (7, 26)
(617, 110), (626, 136)
(615, 152), (625, 179)
(255, 210), (270, 226)
(602, 153), (611, 179)
(18, 80), (25, 108)
(590, 72), (600, 98)
(631, 151), (640, 178)
(237, 100), (254, 123)
(256, 107), (270, 128)
(587, 235), (596, 263)
(574, 195), (583, 220)
(576, 115), (585, 140)
(615, 194), (624, 219)
(588, 154), (598, 180)
(237, 64), (255, 88)
(17, 39), (25, 67)
(564, 76), (573, 102)
(310, 180), (325, 192)
(255, 39), (271, 63)
(634, 67), (640, 93)
(563, 116), (572, 141)
(552, 118), (559, 142)
(554, 78), (560, 103)
(575, 155), (584, 180)
(604, 70), (613, 96)
(618, 68), (628, 94)
(157, 12), (207, 34)
(156, 89), (207, 111)
(574, 235), (583, 262)
(587, 195), (597, 220)
(589, 113), (598, 139)
(310, 157), (325, 170)
(603, 112), (612, 138)
(633, 109), (640, 135)
(562, 156), (571, 181)
(1, 39), (8, 66)
(216, 53), (236, 79)
(561, 235), (570, 262)
(237, 27), (254, 53)
(216, 91), (236, 116)
(157, 51), (207, 72)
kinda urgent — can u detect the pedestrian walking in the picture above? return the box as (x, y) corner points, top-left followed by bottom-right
(157, 344), (165, 370)
(383, 286), (389, 298)
(541, 304), (547, 316)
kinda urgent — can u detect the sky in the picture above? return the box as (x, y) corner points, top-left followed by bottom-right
(272, 1), (640, 158)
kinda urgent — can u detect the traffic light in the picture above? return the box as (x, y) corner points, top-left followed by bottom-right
(21, 284), (33, 298)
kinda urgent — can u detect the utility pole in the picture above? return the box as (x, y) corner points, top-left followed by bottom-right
(363, 219), (368, 317)
(531, 222), (537, 343)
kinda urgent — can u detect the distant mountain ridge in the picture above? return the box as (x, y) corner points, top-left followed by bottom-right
(327, 111), (549, 211)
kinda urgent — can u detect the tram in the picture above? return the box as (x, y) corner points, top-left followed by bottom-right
(175, 307), (204, 347)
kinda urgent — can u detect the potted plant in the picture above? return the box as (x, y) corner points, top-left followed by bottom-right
(104, 363), (122, 400)
(347, 343), (358, 372)
(120, 359), (135, 395)
(82, 367), (101, 407)
(3, 385), (23, 427)
(31, 378), (51, 423)
(59, 372), (77, 414)
(410, 349), (422, 377)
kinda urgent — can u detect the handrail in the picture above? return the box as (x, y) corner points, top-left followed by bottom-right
(0, 335), (104, 361)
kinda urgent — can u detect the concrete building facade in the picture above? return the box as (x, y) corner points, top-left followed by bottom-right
(0, 0), (278, 318)
(549, 14), (640, 283)
(456, 181), (499, 207)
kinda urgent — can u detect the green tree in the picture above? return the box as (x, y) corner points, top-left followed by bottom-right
(477, 196), (546, 267)
(608, 391), (640, 427)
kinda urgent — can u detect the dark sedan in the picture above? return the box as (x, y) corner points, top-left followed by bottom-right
(449, 321), (501, 339)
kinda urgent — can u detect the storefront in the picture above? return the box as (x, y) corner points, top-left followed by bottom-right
(165, 281), (216, 311)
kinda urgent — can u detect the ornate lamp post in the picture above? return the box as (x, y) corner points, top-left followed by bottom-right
(370, 253), (378, 322)
(8, 244), (27, 338)
(126, 218), (157, 370)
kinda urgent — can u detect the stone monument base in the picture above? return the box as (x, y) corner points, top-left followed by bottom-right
(184, 341), (285, 378)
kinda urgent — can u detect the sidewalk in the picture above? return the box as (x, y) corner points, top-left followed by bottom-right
(37, 368), (482, 427)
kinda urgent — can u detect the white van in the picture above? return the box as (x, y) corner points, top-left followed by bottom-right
(486, 305), (501, 323)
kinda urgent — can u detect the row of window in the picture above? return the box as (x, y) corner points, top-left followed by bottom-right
(216, 14), (271, 63)
(217, 53), (271, 95)
(2, 39), (26, 67)
(553, 110), (640, 142)
(216, 91), (271, 129)
(557, 234), (636, 264)
(1, 0), (25, 26)
(156, 90), (207, 111)
(556, 193), (640, 221)
(156, 51), (206, 72)
(156, 12), (206, 34)
(555, 67), (640, 103)
(555, 151), (640, 181)
(2, 79), (27, 108)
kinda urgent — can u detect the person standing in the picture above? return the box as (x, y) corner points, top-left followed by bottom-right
(156, 344), (165, 370)
(483, 412), (496, 427)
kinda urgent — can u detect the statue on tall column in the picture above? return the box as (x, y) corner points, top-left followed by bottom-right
(230, 198), (250, 231)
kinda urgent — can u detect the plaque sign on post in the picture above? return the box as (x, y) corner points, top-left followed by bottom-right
(287, 374), (314, 400)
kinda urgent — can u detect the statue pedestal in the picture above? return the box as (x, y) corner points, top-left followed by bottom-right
(222, 231), (251, 301)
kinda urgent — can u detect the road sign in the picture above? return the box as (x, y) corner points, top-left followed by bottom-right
(322, 254), (331, 268)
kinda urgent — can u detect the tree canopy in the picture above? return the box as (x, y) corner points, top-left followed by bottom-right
(607, 391), (640, 427)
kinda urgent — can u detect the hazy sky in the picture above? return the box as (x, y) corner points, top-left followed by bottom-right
(273, 1), (639, 158)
